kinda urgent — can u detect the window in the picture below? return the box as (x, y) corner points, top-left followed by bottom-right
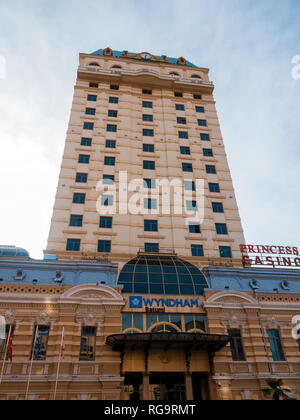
(83, 122), (94, 130)
(184, 181), (196, 191)
(144, 198), (157, 210)
(122, 314), (143, 331)
(109, 97), (119, 104)
(216, 223), (228, 235)
(177, 117), (187, 125)
(66, 239), (81, 252)
(143, 114), (153, 122)
(194, 94), (202, 99)
(100, 216), (113, 229)
(70, 215), (83, 227)
(180, 146), (190, 155)
(143, 160), (155, 170)
(142, 89), (152, 95)
(78, 154), (90, 164)
(179, 131), (189, 139)
(144, 220), (158, 232)
(76, 173), (88, 183)
(87, 94), (97, 102)
(104, 156), (116, 166)
(144, 243), (159, 253)
(186, 200), (197, 211)
(191, 245), (204, 257)
(85, 108), (96, 115)
(107, 124), (117, 132)
(174, 92), (183, 97)
(31, 326), (50, 361)
(200, 133), (210, 141)
(73, 193), (86, 204)
(203, 148), (213, 157)
(185, 315), (206, 332)
(268, 330), (285, 361)
(219, 246), (232, 258)
(229, 329), (246, 361)
(176, 104), (185, 111)
(89, 82), (99, 88)
(196, 106), (205, 113)
(102, 195), (113, 206)
(212, 202), (224, 213)
(143, 101), (153, 109)
(143, 144), (155, 153)
(0, 325), (14, 360)
(182, 163), (193, 172)
(189, 224), (201, 234)
(98, 240), (111, 253)
(103, 175), (115, 184)
(198, 119), (207, 127)
(206, 165), (216, 174)
(144, 179), (156, 189)
(143, 129), (154, 137)
(108, 110), (118, 118)
(106, 140), (116, 149)
(81, 137), (92, 146)
(209, 183), (220, 193)
(80, 326), (96, 361)
(110, 85), (119, 90)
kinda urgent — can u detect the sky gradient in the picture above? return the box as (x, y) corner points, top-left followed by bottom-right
(0, 0), (299, 259)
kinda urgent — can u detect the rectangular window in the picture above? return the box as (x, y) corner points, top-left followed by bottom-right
(110, 85), (119, 90)
(70, 215), (83, 227)
(143, 129), (154, 137)
(101, 195), (113, 206)
(198, 119), (207, 127)
(219, 246), (232, 258)
(0, 326), (14, 361)
(177, 117), (187, 125)
(216, 223), (228, 235)
(229, 329), (246, 361)
(144, 220), (158, 232)
(142, 89), (152, 95)
(100, 216), (113, 229)
(180, 146), (190, 155)
(196, 106), (205, 113)
(189, 224), (201, 234)
(143, 101), (153, 109)
(31, 326), (50, 361)
(267, 330), (285, 361)
(144, 243), (159, 253)
(143, 114), (153, 122)
(206, 165), (217, 174)
(144, 198), (157, 210)
(176, 104), (185, 111)
(191, 245), (204, 257)
(98, 240), (111, 253)
(107, 124), (117, 132)
(66, 239), (81, 252)
(83, 122), (94, 130)
(89, 82), (99, 88)
(103, 175), (115, 185)
(78, 154), (90, 164)
(76, 173), (88, 183)
(186, 200), (197, 211)
(203, 148), (214, 157)
(87, 94), (97, 102)
(109, 97), (119, 104)
(174, 92), (183, 97)
(81, 137), (92, 146)
(178, 131), (189, 139)
(209, 183), (220, 193)
(104, 156), (116, 166)
(182, 163), (193, 172)
(108, 110), (118, 118)
(143, 160), (155, 170)
(85, 108), (96, 115)
(143, 144), (155, 153)
(106, 140), (116, 149)
(194, 94), (202, 99)
(73, 193), (86, 204)
(80, 326), (96, 361)
(200, 133), (210, 141)
(184, 181), (196, 191)
(144, 178), (156, 189)
(212, 202), (224, 213)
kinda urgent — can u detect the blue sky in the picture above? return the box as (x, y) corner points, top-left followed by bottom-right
(0, 0), (299, 258)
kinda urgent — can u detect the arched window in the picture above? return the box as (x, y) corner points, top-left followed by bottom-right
(112, 65), (122, 69)
(150, 324), (179, 333)
(88, 62), (100, 67)
(191, 74), (202, 79)
(170, 72), (180, 76)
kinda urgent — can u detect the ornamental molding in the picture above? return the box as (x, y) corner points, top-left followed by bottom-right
(205, 291), (258, 306)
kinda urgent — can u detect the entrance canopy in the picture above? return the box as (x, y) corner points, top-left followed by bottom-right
(106, 332), (229, 352)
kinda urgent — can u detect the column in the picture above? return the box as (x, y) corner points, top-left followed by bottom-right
(185, 374), (194, 401)
(142, 374), (150, 401)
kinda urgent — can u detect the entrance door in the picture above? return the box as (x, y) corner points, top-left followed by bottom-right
(149, 373), (186, 401)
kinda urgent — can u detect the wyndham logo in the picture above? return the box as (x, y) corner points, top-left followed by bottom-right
(129, 296), (199, 308)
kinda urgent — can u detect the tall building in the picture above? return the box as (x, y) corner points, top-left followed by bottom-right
(46, 48), (245, 269)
